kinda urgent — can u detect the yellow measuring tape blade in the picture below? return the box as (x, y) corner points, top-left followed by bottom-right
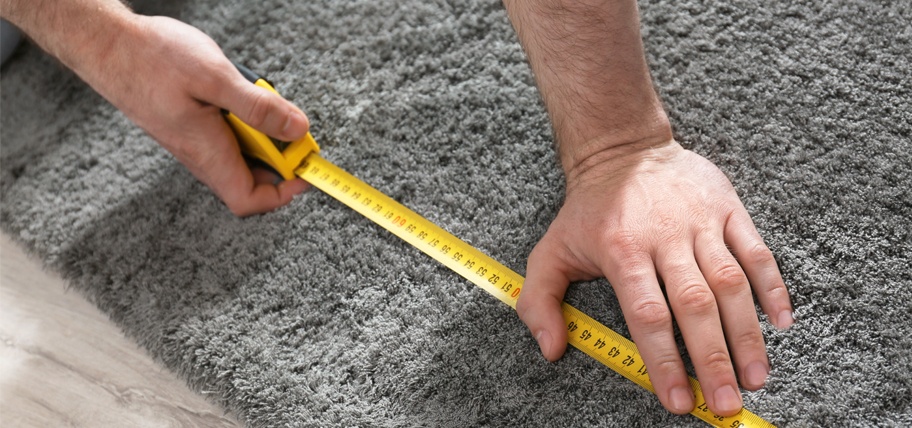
(297, 153), (776, 428)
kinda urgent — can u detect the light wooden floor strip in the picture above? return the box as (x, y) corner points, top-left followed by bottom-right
(0, 233), (242, 427)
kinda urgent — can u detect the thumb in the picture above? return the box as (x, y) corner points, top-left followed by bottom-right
(213, 68), (310, 142)
(518, 237), (573, 362)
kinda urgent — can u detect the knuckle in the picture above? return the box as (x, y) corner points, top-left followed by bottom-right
(515, 289), (560, 323)
(700, 349), (733, 373)
(654, 214), (687, 239)
(515, 294), (534, 321)
(527, 239), (555, 266)
(607, 230), (649, 264)
(663, 260), (696, 282)
(195, 61), (234, 101)
(628, 298), (672, 331)
(171, 140), (208, 166)
(515, 289), (547, 324)
(196, 72), (222, 100)
(763, 280), (790, 302)
(708, 263), (747, 296)
(649, 355), (683, 376)
(618, 268), (653, 289)
(219, 186), (265, 218)
(608, 230), (643, 253)
(191, 148), (221, 173)
(743, 242), (776, 266)
(732, 327), (765, 349)
(243, 89), (272, 129)
(228, 204), (250, 218)
(674, 282), (717, 314)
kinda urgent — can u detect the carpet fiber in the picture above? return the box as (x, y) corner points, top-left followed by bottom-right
(2, 0), (910, 426)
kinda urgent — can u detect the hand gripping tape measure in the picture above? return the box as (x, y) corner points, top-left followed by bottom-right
(226, 63), (776, 428)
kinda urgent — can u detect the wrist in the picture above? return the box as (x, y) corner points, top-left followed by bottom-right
(559, 106), (675, 184)
(61, 7), (139, 78)
(5, 0), (136, 74)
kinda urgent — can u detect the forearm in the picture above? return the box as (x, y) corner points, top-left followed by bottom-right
(503, 0), (672, 175)
(0, 0), (134, 72)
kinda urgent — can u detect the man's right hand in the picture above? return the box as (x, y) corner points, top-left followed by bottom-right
(3, 2), (311, 216)
(503, 0), (793, 417)
(518, 137), (793, 417)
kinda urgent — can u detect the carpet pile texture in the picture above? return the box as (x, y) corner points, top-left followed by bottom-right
(1, 0), (910, 426)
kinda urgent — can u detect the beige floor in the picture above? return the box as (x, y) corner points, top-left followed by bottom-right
(0, 233), (242, 427)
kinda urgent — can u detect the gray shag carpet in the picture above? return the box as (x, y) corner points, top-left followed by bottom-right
(2, 0), (910, 426)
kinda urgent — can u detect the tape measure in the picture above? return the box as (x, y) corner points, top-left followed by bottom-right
(295, 154), (774, 428)
(227, 63), (776, 428)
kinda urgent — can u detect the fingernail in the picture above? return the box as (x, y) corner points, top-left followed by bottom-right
(744, 361), (769, 389)
(713, 385), (742, 415)
(777, 311), (794, 329)
(669, 386), (694, 413)
(282, 111), (308, 139)
(535, 330), (553, 358)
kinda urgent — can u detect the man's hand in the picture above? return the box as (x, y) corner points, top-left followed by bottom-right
(89, 14), (311, 216)
(518, 139), (793, 416)
(2, 1), (309, 216)
(503, 0), (794, 417)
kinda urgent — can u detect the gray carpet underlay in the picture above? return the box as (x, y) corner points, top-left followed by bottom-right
(1, 0), (910, 426)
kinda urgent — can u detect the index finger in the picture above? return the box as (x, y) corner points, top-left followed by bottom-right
(603, 249), (695, 415)
(183, 111), (308, 216)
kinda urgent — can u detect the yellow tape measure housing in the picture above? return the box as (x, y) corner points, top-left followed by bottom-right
(225, 78), (319, 180)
